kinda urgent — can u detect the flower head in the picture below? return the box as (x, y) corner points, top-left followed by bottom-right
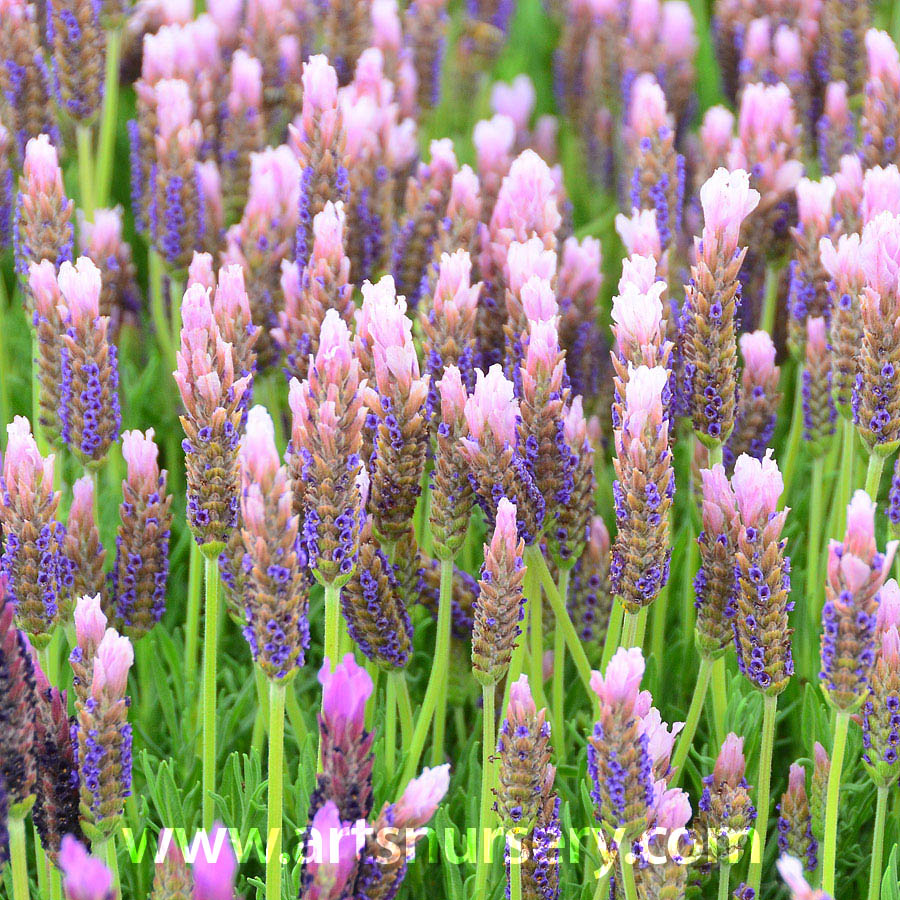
(318, 653), (373, 744)
(91, 628), (134, 701)
(58, 836), (113, 900)
(192, 823), (238, 900)
(73, 594), (107, 653)
(393, 764), (451, 828)
(731, 450), (784, 527)
(589, 646), (645, 712)
(699, 167), (760, 256)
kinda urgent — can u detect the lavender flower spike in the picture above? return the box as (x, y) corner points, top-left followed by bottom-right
(174, 282), (250, 554)
(73, 627), (134, 842)
(15, 134), (74, 291)
(47, 0), (106, 123)
(863, 612), (900, 786)
(239, 406), (310, 681)
(853, 212), (900, 454)
(311, 653), (375, 823)
(821, 490), (897, 711)
(471, 497), (526, 686)
(57, 257), (122, 467)
(611, 364), (673, 613)
(778, 763), (818, 876)
(682, 167), (759, 447)
(732, 450), (793, 695)
(112, 429), (173, 639)
(361, 276), (430, 544)
(0, 416), (67, 648)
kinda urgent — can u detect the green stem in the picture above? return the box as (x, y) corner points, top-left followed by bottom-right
(821, 710), (850, 895)
(474, 685), (496, 900)
(621, 610), (639, 649)
(711, 656), (728, 749)
(392, 671), (413, 755)
(49, 863), (61, 900)
(34, 824), (47, 900)
(149, 250), (175, 369)
(104, 836), (119, 889)
(529, 547), (594, 696)
(503, 560), (535, 712)
(323, 582), (341, 667)
(782, 381), (805, 499)
(385, 671), (397, 772)
(760, 263), (780, 336)
(201, 552), (219, 830)
(835, 418), (855, 535)
(266, 680), (285, 900)
(76, 124), (95, 216)
(553, 569), (570, 756)
(868, 785), (889, 900)
(530, 560), (544, 693)
(601, 599), (623, 670)
(669, 656), (712, 786)
(284, 683), (308, 745)
(318, 582), (341, 772)
(402, 557), (453, 785)
(0, 275), (11, 438)
(707, 442), (724, 468)
(634, 606), (648, 648)
(747, 694), (778, 896)
(807, 457), (826, 674)
(9, 814), (30, 900)
(185, 540), (203, 690)
(717, 863), (731, 900)
(509, 851), (522, 900)
(865, 453), (886, 502)
(37, 643), (56, 690)
(619, 851), (639, 900)
(94, 28), (122, 208)
(679, 526), (699, 661)
(30, 331), (49, 458)
(253, 667), (270, 755)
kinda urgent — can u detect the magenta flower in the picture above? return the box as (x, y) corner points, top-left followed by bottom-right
(303, 801), (360, 900)
(777, 855), (832, 900)
(876, 578), (900, 636)
(70, 593), (106, 703)
(91, 628), (134, 702)
(731, 450), (785, 528)
(192, 823), (238, 900)
(699, 166), (760, 259)
(615, 209), (664, 263)
(319, 653), (373, 745)
(589, 646), (645, 713)
(74, 594), (107, 653)
(58, 836), (114, 900)
(393, 763), (451, 827)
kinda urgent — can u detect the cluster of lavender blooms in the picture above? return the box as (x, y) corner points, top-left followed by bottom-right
(303, 653), (450, 900)
(59, 823), (240, 900)
(9, 0), (900, 892)
(1, 417), (171, 645)
(0, 581), (135, 870)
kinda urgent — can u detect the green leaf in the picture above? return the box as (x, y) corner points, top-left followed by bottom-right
(882, 844), (900, 900)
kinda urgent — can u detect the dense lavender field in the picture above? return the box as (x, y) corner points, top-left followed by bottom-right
(2, 0), (900, 897)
